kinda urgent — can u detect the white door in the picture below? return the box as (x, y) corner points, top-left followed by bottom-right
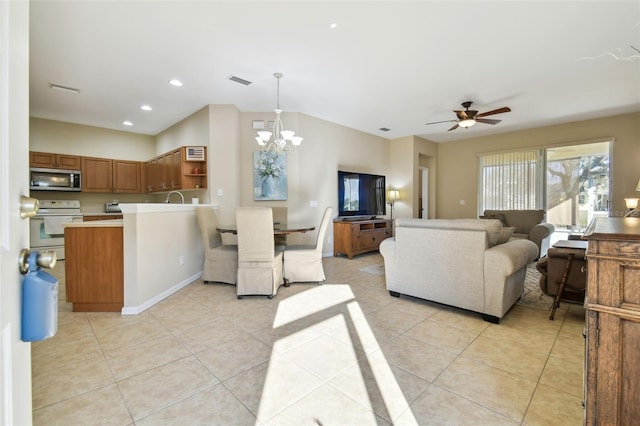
(421, 168), (429, 219)
(1, 1), (33, 424)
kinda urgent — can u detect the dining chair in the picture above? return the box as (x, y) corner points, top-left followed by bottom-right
(283, 206), (333, 284)
(236, 207), (284, 298)
(195, 206), (238, 285)
(271, 206), (287, 249)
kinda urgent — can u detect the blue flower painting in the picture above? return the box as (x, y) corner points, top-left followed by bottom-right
(254, 151), (287, 200)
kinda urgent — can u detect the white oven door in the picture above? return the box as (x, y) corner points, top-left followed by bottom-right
(29, 215), (83, 259)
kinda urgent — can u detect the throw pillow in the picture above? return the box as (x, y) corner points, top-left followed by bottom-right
(497, 226), (516, 245)
(479, 213), (507, 226)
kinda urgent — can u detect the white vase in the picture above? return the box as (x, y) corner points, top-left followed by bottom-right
(262, 176), (275, 197)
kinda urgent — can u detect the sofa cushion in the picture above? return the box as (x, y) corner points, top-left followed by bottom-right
(480, 213), (507, 226)
(397, 218), (503, 247)
(497, 226), (516, 245)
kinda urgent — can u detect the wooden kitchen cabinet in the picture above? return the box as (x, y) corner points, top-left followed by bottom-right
(582, 217), (640, 424)
(144, 146), (206, 192)
(143, 156), (164, 192)
(333, 219), (392, 259)
(30, 151), (81, 169)
(113, 159), (141, 193)
(82, 157), (141, 193)
(81, 156), (112, 192)
(64, 225), (123, 312)
(162, 148), (182, 190)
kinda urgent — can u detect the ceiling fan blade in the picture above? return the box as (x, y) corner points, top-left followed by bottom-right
(447, 123), (459, 131)
(425, 119), (457, 126)
(476, 118), (501, 125)
(476, 107), (511, 118)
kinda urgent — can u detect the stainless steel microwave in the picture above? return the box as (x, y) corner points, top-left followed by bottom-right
(30, 167), (82, 191)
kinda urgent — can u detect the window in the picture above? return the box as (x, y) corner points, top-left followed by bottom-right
(478, 150), (542, 213)
(546, 142), (611, 230)
(478, 141), (611, 230)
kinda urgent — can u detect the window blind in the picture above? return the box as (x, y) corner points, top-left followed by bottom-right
(479, 150), (541, 212)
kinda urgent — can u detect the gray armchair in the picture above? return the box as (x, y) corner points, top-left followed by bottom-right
(482, 209), (554, 258)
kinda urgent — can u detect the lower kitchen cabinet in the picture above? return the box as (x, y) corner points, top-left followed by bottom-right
(64, 224), (123, 312)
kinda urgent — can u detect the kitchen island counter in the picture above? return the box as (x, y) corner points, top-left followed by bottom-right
(63, 222), (123, 312)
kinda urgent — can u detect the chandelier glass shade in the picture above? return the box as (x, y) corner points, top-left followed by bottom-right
(255, 73), (303, 153)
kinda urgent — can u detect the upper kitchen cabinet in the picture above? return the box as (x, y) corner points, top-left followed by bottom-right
(113, 160), (141, 193)
(82, 156), (112, 192)
(30, 151), (81, 170)
(143, 146), (206, 192)
(143, 156), (164, 193)
(83, 157), (142, 193)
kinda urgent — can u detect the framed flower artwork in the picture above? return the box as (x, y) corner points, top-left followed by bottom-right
(253, 151), (287, 200)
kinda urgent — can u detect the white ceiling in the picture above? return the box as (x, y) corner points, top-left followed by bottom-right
(29, 1), (640, 143)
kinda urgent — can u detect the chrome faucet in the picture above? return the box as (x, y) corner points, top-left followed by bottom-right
(165, 191), (184, 204)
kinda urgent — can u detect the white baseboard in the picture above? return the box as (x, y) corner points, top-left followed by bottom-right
(121, 271), (202, 315)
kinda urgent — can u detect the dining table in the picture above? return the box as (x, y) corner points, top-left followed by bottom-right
(216, 223), (315, 235)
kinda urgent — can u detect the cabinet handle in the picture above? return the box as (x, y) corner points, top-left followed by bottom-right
(581, 266), (587, 273)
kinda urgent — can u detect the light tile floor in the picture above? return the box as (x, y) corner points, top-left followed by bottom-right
(32, 254), (585, 425)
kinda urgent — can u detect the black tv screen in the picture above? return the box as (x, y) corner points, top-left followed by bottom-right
(337, 170), (386, 218)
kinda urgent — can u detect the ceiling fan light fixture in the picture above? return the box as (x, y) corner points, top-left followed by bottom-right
(459, 118), (476, 128)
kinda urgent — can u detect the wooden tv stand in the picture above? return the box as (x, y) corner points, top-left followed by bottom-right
(333, 218), (392, 259)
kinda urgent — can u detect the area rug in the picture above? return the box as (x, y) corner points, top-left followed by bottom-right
(360, 262), (554, 310)
(359, 263), (385, 275)
(517, 263), (554, 310)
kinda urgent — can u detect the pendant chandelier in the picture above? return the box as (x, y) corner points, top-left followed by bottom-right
(255, 72), (303, 153)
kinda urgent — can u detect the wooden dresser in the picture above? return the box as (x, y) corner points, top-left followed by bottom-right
(582, 217), (640, 424)
(333, 218), (392, 259)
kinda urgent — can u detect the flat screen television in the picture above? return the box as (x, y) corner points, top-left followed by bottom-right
(337, 170), (386, 218)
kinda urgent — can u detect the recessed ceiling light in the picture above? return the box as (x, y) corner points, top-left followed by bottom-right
(49, 83), (80, 94)
(140, 105), (152, 111)
(330, 23), (338, 29)
(123, 121), (133, 126)
(168, 79), (183, 87)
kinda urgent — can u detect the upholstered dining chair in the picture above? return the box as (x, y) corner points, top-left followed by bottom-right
(283, 206), (333, 284)
(195, 206), (238, 285)
(236, 207), (284, 299)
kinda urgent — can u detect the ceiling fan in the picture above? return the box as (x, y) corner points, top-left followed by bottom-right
(425, 101), (511, 131)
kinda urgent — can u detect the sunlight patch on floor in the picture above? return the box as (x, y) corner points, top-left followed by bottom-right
(258, 284), (416, 423)
(272, 284), (355, 328)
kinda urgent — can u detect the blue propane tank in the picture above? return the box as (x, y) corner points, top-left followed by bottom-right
(21, 251), (58, 342)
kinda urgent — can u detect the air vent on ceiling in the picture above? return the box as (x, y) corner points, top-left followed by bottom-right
(379, 127), (391, 132)
(49, 83), (80, 94)
(226, 75), (252, 86)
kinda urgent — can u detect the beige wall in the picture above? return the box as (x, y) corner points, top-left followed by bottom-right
(208, 105), (241, 226)
(435, 112), (640, 219)
(155, 106), (209, 155)
(30, 117), (155, 160)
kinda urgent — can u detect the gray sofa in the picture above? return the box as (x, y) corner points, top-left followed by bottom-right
(380, 218), (538, 323)
(482, 209), (554, 258)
